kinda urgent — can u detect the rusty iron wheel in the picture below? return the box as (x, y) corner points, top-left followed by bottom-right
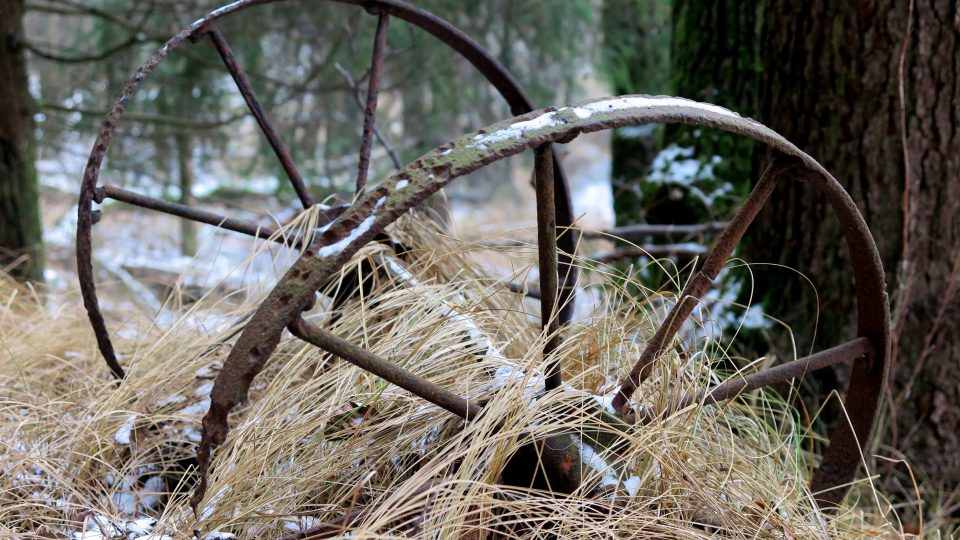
(182, 96), (888, 511)
(76, 0), (578, 382)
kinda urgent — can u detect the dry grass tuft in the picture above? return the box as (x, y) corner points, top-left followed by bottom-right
(0, 212), (915, 538)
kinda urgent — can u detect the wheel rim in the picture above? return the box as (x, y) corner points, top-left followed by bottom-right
(188, 95), (888, 509)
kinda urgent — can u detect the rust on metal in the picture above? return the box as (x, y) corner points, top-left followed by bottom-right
(671, 337), (874, 411)
(202, 27), (315, 209)
(189, 96), (887, 509)
(354, 12), (390, 195)
(534, 144), (562, 390)
(289, 317), (482, 420)
(96, 185), (347, 248)
(508, 281), (542, 300)
(611, 156), (794, 414)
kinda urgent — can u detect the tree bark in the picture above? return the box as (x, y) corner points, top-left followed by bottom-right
(0, 0), (44, 282)
(656, 0), (759, 228)
(602, 0), (672, 226)
(748, 0), (960, 499)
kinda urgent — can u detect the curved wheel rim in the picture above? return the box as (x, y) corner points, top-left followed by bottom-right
(189, 96), (888, 510)
(76, 0), (578, 381)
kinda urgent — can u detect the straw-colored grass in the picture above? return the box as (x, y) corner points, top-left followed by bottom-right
(0, 209), (914, 538)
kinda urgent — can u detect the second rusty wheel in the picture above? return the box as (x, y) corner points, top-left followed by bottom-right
(190, 95), (888, 510)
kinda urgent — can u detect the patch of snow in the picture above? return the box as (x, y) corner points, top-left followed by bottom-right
(590, 387), (619, 414)
(740, 304), (768, 329)
(201, 532), (236, 539)
(140, 475), (165, 510)
(316, 197), (386, 258)
(112, 489), (137, 515)
(566, 96), (739, 120)
(283, 516), (317, 533)
(125, 518), (157, 536)
(178, 398), (211, 416)
(473, 110), (564, 145)
(570, 435), (619, 489)
(72, 514), (123, 540)
(195, 380), (214, 397)
(158, 394), (187, 407)
(623, 475), (641, 497)
(395, 179), (409, 190)
(115, 415), (137, 445)
(195, 364), (220, 378)
(647, 145), (714, 187)
(200, 485), (230, 521)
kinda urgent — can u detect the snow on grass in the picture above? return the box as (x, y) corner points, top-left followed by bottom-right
(0, 210), (906, 538)
(114, 415), (137, 445)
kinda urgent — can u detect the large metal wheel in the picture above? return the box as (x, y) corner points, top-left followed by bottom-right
(76, 0), (578, 382)
(182, 96), (888, 511)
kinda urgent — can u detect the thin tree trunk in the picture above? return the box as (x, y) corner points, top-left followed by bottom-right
(0, 0), (44, 282)
(176, 134), (197, 257)
(749, 0), (960, 503)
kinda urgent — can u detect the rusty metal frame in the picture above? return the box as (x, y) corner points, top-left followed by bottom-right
(76, 0), (578, 381)
(75, 1), (888, 516)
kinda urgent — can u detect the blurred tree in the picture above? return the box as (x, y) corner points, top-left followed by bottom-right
(604, 0), (759, 228)
(601, 0), (671, 227)
(0, 0), (44, 282)
(746, 0), (960, 502)
(662, 0), (758, 223)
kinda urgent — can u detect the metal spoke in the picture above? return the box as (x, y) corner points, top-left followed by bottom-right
(554, 153), (578, 329)
(354, 12), (390, 196)
(677, 337), (873, 409)
(96, 185), (348, 247)
(74, 0), (889, 505)
(334, 63), (402, 170)
(632, 338), (874, 423)
(612, 156), (799, 414)
(200, 28), (314, 209)
(97, 185), (282, 243)
(508, 281), (542, 300)
(534, 145), (562, 390)
(289, 317), (482, 420)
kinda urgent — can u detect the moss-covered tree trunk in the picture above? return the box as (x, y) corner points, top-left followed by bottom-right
(667, 0), (759, 221)
(605, 0), (760, 228)
(747, 0), (960, 498)
(602, 0), (671, 226)
(0, 0), (44, 282)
